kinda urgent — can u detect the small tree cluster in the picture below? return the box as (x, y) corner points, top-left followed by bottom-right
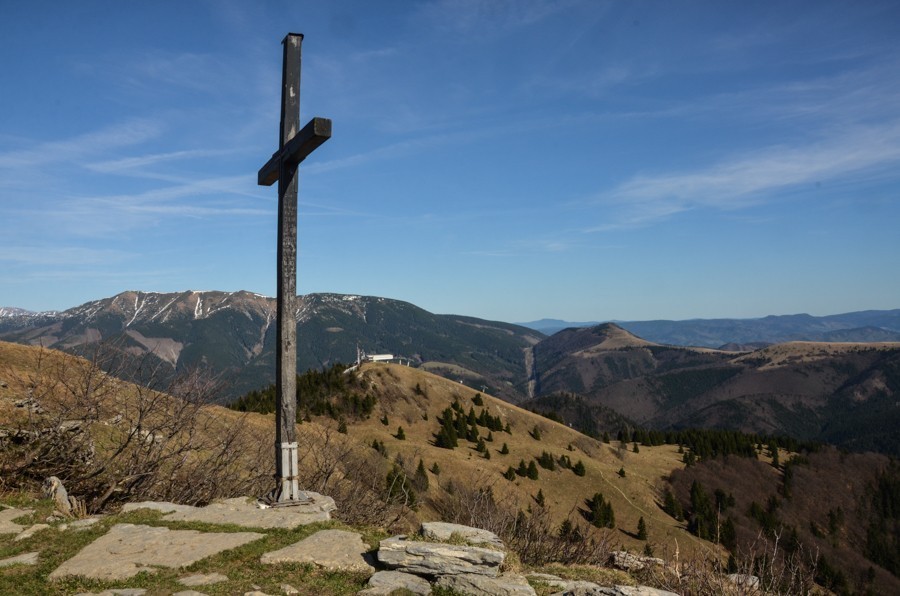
(586, 492), (615, 528)
(537, 451), (556, 471)
(573, 460), (586, 476)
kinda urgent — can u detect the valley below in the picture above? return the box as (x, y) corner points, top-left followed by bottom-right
(2, 291), (899, 594)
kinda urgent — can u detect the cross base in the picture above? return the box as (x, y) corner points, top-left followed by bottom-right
(259, 441), (311, 507)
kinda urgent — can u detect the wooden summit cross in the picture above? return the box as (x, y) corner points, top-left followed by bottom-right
(258, 33), (331, 505)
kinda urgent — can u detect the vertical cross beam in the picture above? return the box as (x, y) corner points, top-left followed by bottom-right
(258, 33), (331, 505)
(274, 32), (301, 504)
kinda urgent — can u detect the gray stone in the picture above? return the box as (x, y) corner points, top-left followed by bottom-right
(14, 523), (50, 541)
(280, 584), (299, 595)
(43, 476), (73, 516)
(727, 574), (760, 589)
(550, 583), (679, 596)
(435, 572), (536, 595)
(261, 529), (375, 574)
(122, 501), (195, 514)
(420, 521), (505, 550)
(60, 516), (101, 531)
(179, 572), (229, 586)
(526, 573), (569, 588)
(124, 494), (335, 529)
(0, 506), (32, 535)
(48, 523), (264, 580)
(74, 590), (147, 596)
(609, 551), (664, 571)
(0, 551), (39, 567)
(359, 570), (432, 595)
(377, 535), (504, 577)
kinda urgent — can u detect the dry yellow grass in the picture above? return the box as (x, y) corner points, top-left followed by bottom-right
(1, 342), (719, 558)
(340, 362), (720, 557)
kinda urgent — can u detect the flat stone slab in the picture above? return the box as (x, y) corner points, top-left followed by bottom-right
(49, 523), (264, 581)
(550, 583), (679, 596)
(15, 523), (50, 541)
(359, 570), (432, 595)
(436, 572), (536, 595)
(0, 551), (39, 567)
(74, 590), (147, 596)
(420, 522), (505, 550)
(124, 495), (335, 529)
(526, 573), (569, 588)
(0, 507), (32, 535)
(179, 572), (229, 586)
(60, 517), (102, 531)
(261, 529), (374, 574)
(378, 535), (504, 577)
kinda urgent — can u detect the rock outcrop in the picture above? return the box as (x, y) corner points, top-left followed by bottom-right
(377, 535), (505, 577)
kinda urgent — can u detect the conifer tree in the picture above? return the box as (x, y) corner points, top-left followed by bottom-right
(516, 459), (528, 476)
(500, 442), (510, 455)
(430, 462), (441, 475)
(573, 460), (586, 476)
(396, 426), (406, 440)
(637, 516), (648, 540)
(414, 459), (429, 491)
(618, 466), (626, 478)
(535, 489), (545, 507)
(527, 460), (539, 480)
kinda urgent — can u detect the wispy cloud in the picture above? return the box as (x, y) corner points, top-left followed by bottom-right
(0, 120), (162, 170)
(0, 246), (134, 266)
(416, 0), (579, 35)
(86, 148), (242, 173)
(588, 121), (900, 230)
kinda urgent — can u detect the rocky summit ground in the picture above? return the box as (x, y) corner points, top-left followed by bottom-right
(0, 494), (686, 596)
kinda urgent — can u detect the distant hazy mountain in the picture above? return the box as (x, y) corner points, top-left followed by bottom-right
(516, 318), (601, 336)
(524, 323), (900, 456)
(518, 310), (900, 346)
(0, 290), (544, 402)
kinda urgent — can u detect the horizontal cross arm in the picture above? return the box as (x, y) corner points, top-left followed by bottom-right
(258, 117), (332, 186)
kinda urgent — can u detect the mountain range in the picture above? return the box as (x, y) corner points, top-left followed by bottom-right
(0, 290), (542, 403)
(519, 310), (900, 345)
(3, 290), (899, 455)
(524, 323), (900, 455)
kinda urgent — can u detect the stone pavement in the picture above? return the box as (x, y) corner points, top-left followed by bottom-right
(123, 493), (336, 529)
(48, 523), (265, 581)
(2, 496), (682, 595)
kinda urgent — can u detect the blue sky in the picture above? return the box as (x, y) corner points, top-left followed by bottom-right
(2, 1), (899, 323)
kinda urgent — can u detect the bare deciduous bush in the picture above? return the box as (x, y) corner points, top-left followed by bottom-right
(0, 344), (270, 511)
(432, 474), (613, 566)
(637, 530), (819, 596)
(295, 425), (413, 529)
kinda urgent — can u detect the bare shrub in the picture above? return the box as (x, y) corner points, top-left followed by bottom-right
(295, 424), (413, 529)
(431, 474), (613, 566)
(0, 344), (270, 511)
(638, 531), (819, 595)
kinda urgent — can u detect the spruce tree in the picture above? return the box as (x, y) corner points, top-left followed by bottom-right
(535, 489), (545, 507)
(637, 516), (648, 540)
(500, 442), (510, 455)
(414, 459), (429, 491)
(396, 426), (406, 440)
(573, 460), (586, 476)
(527, 460), (539, 480)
